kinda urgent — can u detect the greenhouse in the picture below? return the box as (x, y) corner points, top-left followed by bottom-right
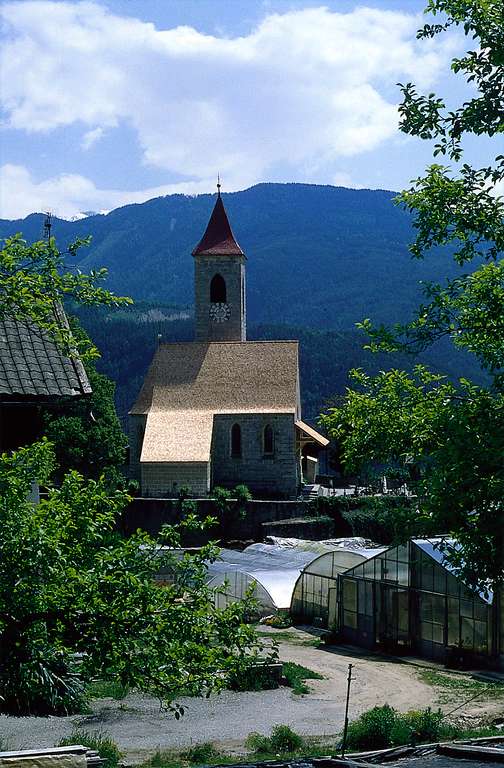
(338, 538), (497, 666)
(290, 544), (385, 627)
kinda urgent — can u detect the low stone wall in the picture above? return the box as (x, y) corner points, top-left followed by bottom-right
(261, 516), (335, 540)
(120, 497), (310, 544)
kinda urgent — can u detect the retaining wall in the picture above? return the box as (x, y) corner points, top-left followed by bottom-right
(120, 497), (310, 544)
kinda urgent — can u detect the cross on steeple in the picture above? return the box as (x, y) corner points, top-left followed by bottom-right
(217, 174), (221, 196)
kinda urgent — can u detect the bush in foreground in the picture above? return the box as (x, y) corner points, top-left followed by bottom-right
(246, 724), (305, 754)
(346, 705), (446, 750)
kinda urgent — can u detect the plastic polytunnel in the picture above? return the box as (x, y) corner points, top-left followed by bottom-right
(206, 544), (321, 615)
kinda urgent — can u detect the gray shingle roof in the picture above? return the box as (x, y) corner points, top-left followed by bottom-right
(0, 316), (92, 399)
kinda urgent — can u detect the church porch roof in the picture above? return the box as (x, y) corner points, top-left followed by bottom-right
(295, 419), (329, 447)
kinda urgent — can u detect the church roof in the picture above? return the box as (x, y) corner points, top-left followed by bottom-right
(0, 315), (91, 399)
(192, 193), (245, 257)
(131, 340), (299, 416)
(131, 341), (300, 463)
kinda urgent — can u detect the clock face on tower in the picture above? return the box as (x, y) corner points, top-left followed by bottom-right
(209, 302), (231, 323)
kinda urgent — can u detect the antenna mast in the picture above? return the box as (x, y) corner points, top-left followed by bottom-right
(43, 211), (53, 241)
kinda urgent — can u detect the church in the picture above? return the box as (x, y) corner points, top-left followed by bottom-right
(129, 187), (328, 498)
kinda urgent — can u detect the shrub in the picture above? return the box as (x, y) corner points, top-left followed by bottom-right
(345, 705), (445, 750)
(400, 707), (444, 745)
(269, 725), (305, 752)
(246, 725), (305, 754)
(86, 679), (129, 701)
(346, 704), (398, 750)
(58, 731), (122, 768)
(228, 664), (278, 691)
(183, 743), (221, 763)
(261, 611), (291, 629)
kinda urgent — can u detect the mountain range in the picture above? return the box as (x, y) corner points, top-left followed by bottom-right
(0, 183), (469, 330)
(1, 184), (482, 423)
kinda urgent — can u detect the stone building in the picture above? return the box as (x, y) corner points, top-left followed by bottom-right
(129, 188), (327, 498)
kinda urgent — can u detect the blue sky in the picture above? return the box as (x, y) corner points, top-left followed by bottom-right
(0, 0), (497, 219)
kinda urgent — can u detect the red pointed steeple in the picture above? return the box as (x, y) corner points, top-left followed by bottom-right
(192, 184), (244, 257)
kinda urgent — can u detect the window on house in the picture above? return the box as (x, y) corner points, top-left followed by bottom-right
(263, 424), (274, 455)
(210, 273), (227, 303)
(231, 423), (241, 458)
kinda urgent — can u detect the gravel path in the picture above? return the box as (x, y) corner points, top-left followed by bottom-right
(0, 627), (475, 762)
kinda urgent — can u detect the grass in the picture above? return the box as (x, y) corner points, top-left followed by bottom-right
(417, 668), (504, 704)
(282, 661), (324, 694)
(58, 731), (122, 768)
(345, 704), (503, 751)
(256, 629), (322, 647)
(86, 679), (130, 701)
(137, 715), (504, 768)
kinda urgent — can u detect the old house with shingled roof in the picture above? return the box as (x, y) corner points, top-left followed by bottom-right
(0, 312), (91, 454)
(129, 187), (328, 498)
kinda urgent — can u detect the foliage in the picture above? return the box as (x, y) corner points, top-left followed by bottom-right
(227, 662), (279, 692)
(0, 441), (273, 715)
(418, 668), (504, 703)
(322, 0), (504, 592)
(309, 494), (426, 545)
(282, 662), (324, 695)
(44, 355), (127, 481)
(246, 725), (305, 754)
(182, 744), (221, 764)
(86, 678), (130, 700)
(260, 610), (292, 628)
(0, 235), (130, 360)
(345, 705), (446, 750)
(58, 731), (122, 768)
(211, 485), (251, 520)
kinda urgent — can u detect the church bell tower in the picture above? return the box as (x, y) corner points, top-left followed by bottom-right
(192, 183), (246, 342)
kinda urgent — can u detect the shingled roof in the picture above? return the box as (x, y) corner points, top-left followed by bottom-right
(0, 317), (91, 399)
(131, 341), (299, 416)
(131, 341), (300, 463)
(192, 193), (245, 257)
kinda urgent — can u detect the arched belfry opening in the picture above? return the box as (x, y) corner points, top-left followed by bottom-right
(210, 273), (227, 303)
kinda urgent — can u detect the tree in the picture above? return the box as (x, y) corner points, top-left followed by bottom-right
(0, 234), (131, 360)
(43, 320), (128, 483)
(0, 236), (270, 715)
(0, 441), (270, 716)
(321, 0), (504, 592)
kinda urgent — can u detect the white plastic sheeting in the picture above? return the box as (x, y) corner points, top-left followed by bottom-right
(205, 538), (386, 617)
(206, 544), (319, 614)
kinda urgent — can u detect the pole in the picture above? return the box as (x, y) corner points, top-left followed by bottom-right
(341, 663), (353, 758)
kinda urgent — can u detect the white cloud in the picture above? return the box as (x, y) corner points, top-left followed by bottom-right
(0, 163), (213, 219)
(81, 126), (105, 150)
(1, 0), (457, 204)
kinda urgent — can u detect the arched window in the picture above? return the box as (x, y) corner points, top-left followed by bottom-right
(210, 273), (227, 303)
(231, 423), (241, 458)
(263, 424), (274, 455)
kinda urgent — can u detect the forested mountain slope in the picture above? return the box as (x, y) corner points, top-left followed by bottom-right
(0, 183), (467, 330)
